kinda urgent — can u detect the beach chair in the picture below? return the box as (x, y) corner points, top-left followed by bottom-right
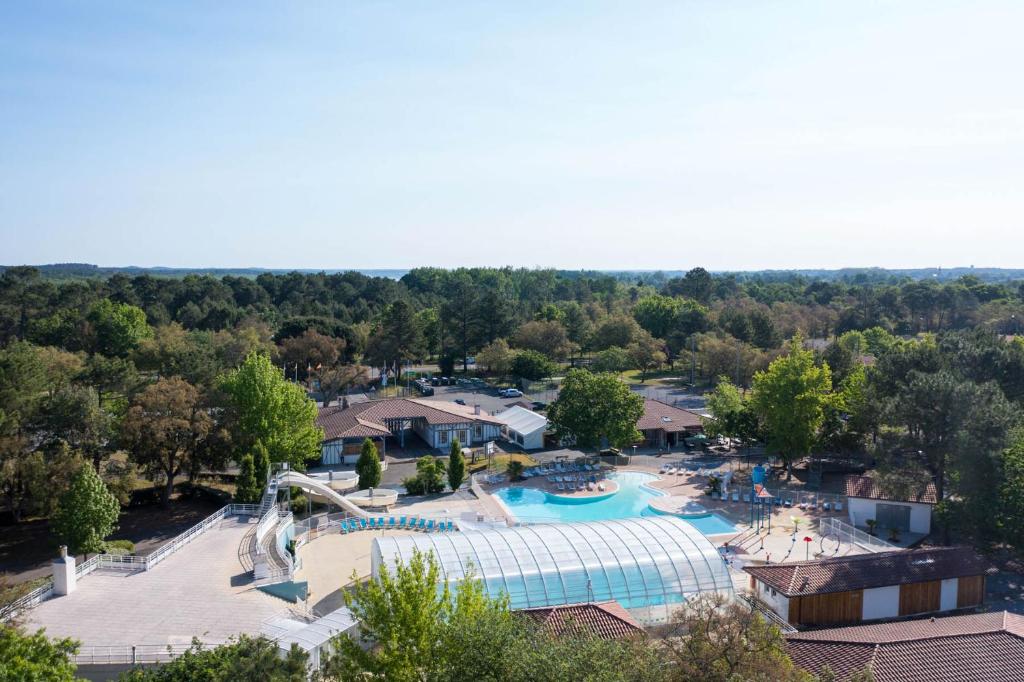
(785, 499), (793, 508)
(398, 516), (407, 528)
(350, 519), (361, 532)
(732, 492), (740, 502)
(369, 517), (378, 529)
(388, 517), (396, 529)
(417, 518), (427, 530)
(338, 520), (349, 534)
(447, 520), (455, 532)
(426, 519), (435, 532)
(556, 483), (564, 491)
(359, 518), (368, 530)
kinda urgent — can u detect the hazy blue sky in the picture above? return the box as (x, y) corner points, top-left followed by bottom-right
(2, 1), (1023, 270)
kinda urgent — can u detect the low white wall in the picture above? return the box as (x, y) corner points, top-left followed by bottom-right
(755, 579), (790, 621)
(940, 577), (959, 611)
(909, 503), (932, 534)
(862, 585), (900, 620)
(847, 498), (932, 535)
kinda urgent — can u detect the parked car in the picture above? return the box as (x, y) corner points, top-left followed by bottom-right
(454, 399), (466, 405)
(499, 388), (523, 398)
(531, 401), (547, 411)
(430, 377), (440, 386)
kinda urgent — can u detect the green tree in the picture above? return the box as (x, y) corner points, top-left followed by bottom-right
(447, 438), (465, 491)
(52, 463), (120, 556)
(320, 549), (516, 682)
(356, 438), (382, 490)
(118, 635), (307, 682)
(510, 350), (556, 382)
(750, 337), (833, 479)
(86, 299), (152, 358)
(999, 429), (1024, 549)
(633, 294), (681, 339)
(661, 593), (809, 682)
(220, 353), (323, 470)
(120, 377), (216, 504)
(513, 320), (570, 361)
(547, 369), (644, 450)
(506, 459), (524, 481)
(703, 378), (751, 442)
(477, 339), (513, 377)
(416, 455), (445, 494)
(252, 441), (271, 488)
(627, 330), (666, 381)
(0, 625), (79, 682)
(234, 453), (260, 504)
(592, 346), (631, 374)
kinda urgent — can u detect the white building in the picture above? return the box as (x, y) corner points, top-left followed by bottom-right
(494, 405), (548, 450)
(844, 474), (937, 536)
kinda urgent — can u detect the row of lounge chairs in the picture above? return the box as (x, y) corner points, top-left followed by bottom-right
(337, 516), (455, 533)
(522, 462), (600, 478)
(551, 473), (606, 493)
(710, 491), (844, 512)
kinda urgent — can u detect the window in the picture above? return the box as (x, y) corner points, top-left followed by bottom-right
(475, 425), (482, 437)
(459, 430), (469, 444)
(439, 430), (449, 445)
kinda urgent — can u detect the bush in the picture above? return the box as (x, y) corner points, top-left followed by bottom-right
(103, 539), (135, 556)
(403, 477), (425, 496)
(290, 494), (309, 515)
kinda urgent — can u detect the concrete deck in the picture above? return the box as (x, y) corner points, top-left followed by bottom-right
(23, 515), (289, 647)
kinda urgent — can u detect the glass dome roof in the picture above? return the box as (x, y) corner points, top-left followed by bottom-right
(372, 515), (733, 624)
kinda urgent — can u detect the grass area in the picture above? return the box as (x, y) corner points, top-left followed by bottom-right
(467, 453), (539, 474)
(619, 368), (691, 385)
(0, 576), (50, 608)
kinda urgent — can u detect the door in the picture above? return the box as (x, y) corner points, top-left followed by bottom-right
(876, 503), (911, 532)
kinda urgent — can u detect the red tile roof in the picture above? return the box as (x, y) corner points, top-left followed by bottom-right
(317, 398), (501, 441)
(787, 612), (1024, 681)
(519, 601), (644, 640)
(744, 546), (991, 597)
(636, 399), (704, 433)
(844, 474), (938, 504)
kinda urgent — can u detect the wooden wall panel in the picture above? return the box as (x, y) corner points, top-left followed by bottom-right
(899, 580), (941, 616)
(957, 575), (985, 608)
(791, 590), (863, 626)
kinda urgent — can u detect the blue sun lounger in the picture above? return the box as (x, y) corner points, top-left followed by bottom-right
(417, 518), (427, 530)
(358, 518), (368, 530)
(388, 517), (396, 528)
(426, 519), (435, 532)
(398, 516), (407, 528)
(446, 520), (454, 532)
(348, 519), (360, 532)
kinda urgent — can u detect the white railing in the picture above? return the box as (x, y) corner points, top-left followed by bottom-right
(73, 642), (222, 665)
(253, 505), (280, 556)
(819, 516), (897, 553)
(2, 503), (266, 622)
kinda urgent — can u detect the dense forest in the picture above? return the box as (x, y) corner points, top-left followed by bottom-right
(2, 264), (1024, 556)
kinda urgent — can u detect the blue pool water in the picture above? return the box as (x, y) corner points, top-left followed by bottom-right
(493, 471), (738, 535)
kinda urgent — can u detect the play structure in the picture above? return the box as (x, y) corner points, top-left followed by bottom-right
(749, 465), (775, 532)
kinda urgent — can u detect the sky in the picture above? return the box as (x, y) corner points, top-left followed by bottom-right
(2, 1), (1024, 271)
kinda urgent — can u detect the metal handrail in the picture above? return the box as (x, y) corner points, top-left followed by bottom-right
(818, 516), (897, 553)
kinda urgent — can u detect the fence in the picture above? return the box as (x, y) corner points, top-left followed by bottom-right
(73, 643), (222, 666)
(818, 516), (897, 553)
(1, 503), (263, 622)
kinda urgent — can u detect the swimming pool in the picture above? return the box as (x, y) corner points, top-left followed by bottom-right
(493, 471), (738, 535)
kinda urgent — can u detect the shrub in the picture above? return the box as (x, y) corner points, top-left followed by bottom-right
(290, 494), (309, 515)
(103, 539), (135, 556)
(507, 460), (524, 481)
(356, 438), (382, 490)
(447, 439), (466, 492)
(403, 477), (425, 496)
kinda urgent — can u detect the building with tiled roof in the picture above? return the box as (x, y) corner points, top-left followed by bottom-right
(844, 474), (938, 536)
(745, 547), (990, 627)
(636, 399), (704, 449)
(786, 611), (1024, 681)
(317, 398), (503, 464)
(519, 601), (645, 640)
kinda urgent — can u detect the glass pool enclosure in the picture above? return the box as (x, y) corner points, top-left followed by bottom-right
(372, 515), (733, 625)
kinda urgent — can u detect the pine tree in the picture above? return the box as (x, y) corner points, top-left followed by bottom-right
(235, 453), (260, 503)
(356, 438), (382, 490)
(447, 438), (465, 492)
(52, 464), (120, 557)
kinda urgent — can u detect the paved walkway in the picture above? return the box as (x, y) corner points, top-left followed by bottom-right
(24, 516), (289, 647)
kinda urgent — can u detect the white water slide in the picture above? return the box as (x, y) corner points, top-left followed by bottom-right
(276, 471), (373, 517)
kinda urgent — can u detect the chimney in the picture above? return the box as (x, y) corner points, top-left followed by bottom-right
(474, 404), (481, 415)
(52, 545), (77, 596)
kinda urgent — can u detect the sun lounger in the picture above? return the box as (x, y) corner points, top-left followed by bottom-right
(742, 493), (750, 503)
(398, 516), (407, 528)
(598, 483), (605, 491)
(732, 492), (740, 502)
(388, 517), (396, 528)
(557, 483), (564, 491)
(834, 501), (843, 512)
(417, 518), (426, 530)
(447, 520), (455, 531)
(823, 502), (831, 511)
(426, 519), (435, 531)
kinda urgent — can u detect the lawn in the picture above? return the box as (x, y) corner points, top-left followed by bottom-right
(467, 453), (539, 474)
